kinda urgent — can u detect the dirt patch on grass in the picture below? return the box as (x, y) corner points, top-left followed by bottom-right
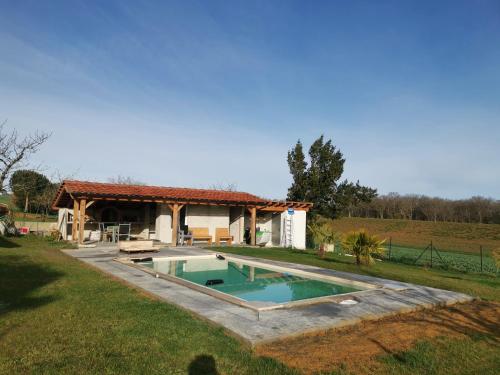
(256, 301), (500, 374)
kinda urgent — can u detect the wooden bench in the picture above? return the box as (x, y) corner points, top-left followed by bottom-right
(191, 227), (212, 245)
(118, 240), (158, 253)
(215, 228), (233, 246)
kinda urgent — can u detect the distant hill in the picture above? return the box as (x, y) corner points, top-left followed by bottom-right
(330, 217), (500, 253)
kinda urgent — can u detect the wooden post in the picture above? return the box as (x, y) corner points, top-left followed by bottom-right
(250, 207), (256, 246)
(171, 203), (179, 247)
(144, 204), (150, 238)
(72, 199), (79, 242)
(240, 207), (245, 244)
(79, 198), (86, 244)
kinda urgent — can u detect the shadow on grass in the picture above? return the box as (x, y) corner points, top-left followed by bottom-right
(0, 236), (21, 248)
(0, 254), (64, 318)
(188, 354), (219, 375)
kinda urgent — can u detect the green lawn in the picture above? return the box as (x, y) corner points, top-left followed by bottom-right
(0, 194), (13, 208)
(1, 236), (498, 375)
(381, 337), (500, 375)
(0, 236), (294, 375)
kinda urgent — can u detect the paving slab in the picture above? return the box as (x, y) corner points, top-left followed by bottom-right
(61, 246), (473, 345)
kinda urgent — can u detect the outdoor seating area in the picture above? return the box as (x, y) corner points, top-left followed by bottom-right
(191, 227), (213, 245)
(215, 228), (233, 246)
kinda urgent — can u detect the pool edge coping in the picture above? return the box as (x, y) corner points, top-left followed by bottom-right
(115, 254), (399, 313)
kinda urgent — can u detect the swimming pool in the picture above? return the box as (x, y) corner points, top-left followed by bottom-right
(125, 255), (377, 310)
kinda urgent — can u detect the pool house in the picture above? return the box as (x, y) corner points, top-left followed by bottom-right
(52, 180), (312, 249)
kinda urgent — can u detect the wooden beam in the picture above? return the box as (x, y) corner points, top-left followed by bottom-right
(258, 207), (287, 212)
(79, 198), (86, 244)
(144, 204), (150, 236)
(168, 204), (184, 212)
(250, 206), (256, 246)
(85, 200), (95, 209)
(171, 203), (179, 247)
(72, 199), (79, 242)
(258, 206), (310, 212)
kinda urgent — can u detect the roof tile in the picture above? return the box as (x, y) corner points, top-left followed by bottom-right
(55, 180), (266, 205)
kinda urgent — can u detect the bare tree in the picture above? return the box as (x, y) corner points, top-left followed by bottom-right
(350, 192), (500, 224)
(371, 196), (388, 219)
(0, 121), (51, 192)
(107, 175), (146, 185)
(208, 182), (238, 191)
(470, 196), (493, 224)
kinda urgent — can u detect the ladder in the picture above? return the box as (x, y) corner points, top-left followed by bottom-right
(282, 215), (293, 248)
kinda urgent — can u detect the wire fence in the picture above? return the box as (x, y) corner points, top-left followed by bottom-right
(334, 238), (498, 275)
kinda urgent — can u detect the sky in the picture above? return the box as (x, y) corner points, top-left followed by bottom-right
(0, 0), (499, 199)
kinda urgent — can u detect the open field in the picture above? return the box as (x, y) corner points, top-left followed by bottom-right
(1, 236), (499, 374)
(329, 217), (500, 253)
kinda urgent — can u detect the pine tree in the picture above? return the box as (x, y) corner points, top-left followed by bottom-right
(286, 135), (376, 218)
(287, 140), (308, 201)
(306, 135), (345, 217)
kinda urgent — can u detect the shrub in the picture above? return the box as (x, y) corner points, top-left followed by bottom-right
(308, 219), (340, 258)
(342, 229), (386, 266)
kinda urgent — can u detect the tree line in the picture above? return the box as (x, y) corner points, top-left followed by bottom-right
(286, 136), (499, 225)
(348, 193), (500, 224)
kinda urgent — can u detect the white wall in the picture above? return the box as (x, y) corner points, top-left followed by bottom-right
(279, 210), (307, 250)
(155, 204), (172, 243)
(185, 205), (229, 241)
(57, 208), (68, 240)
(229, 207), (244, 244)
(292, 210), (307, 249)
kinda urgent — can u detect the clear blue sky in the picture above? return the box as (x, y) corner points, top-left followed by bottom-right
(1, 0), (499, 199)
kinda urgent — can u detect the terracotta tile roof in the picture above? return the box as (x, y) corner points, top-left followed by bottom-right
(52, 180), (267, 207)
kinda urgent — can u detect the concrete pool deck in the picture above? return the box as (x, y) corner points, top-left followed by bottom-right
(62, 245), (474, 346)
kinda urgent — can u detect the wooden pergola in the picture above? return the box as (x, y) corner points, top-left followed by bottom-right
(52, 180), (312, 246)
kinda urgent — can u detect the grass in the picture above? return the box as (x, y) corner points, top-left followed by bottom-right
(0, 194), (13, 208)
(0, 236), (295, 375)
(1, 236), (498, 374)
(329, 217), (500, 253)
(381, 337), (500, 375)
(14, 213), (58, 223)
(212, 246), (500, 301)
(383, 244), (497, 274)
(0, 194), (57, 222)
(257, 300), (499, 375)
(215, 245), (499, 374)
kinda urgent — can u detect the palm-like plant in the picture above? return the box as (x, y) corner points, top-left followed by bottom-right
(308, 221), (339, 258)
(342, 230), (385, 266)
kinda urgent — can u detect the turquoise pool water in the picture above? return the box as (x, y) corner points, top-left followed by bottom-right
(142, 257), (361, 303)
